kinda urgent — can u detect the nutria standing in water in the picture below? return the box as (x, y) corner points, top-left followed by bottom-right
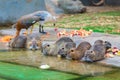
(66, 41), (91, 60)
(83, 40), (107, 62)
(42, 37), (76, 57)
(8, 35), (42, 50)
(8, 35), (27, 48)
(27, 38), (42, 50)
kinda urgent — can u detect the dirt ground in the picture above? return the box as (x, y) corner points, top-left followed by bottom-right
(86, 6), (120, 13)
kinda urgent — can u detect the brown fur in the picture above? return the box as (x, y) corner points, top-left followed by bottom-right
(42, 37), (76, 57)
(84, 40), (106, 62)
(8, 35), (42, 50)
(67, 41), (91, 60)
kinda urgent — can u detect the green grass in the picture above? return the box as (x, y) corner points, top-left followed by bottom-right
(99, 11), (120, 16)
(46, 11), (120, 35)
(83, 25), (120, 34)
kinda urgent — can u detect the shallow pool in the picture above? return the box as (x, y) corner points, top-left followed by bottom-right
(0, 28), (120, 80)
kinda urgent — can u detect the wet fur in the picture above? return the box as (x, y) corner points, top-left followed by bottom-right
(67, 41), (91, 60)
(84, 40), (106, 62)
(42, 37), (76, 57)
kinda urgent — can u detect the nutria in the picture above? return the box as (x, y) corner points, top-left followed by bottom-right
(42, 37), (76, 57)
(55, 37), (74, 46)
(104, 41), (112, 50)
(42, 43), (54, 56)
(8, 35), (27, 48)
(83, 40), (106, 62)
(66, 41), (91, 60)
(8, 35), (42, 50)
(27, 38), (42, 50)
(94, 40), (103, 45)
(58, 42), (76, 57)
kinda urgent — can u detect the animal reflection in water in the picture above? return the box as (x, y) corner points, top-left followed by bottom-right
(12, 11), (56, 37)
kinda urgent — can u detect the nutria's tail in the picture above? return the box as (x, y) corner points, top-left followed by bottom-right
(11, 23), (16, 29)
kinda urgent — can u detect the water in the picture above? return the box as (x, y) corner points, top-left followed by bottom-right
(0, 49), (114, 75)
(0, 28), (120, 80)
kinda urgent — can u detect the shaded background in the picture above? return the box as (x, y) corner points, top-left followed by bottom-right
(0, 0), (120, 25)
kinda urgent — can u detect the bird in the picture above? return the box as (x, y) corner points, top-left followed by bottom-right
(34, 11), (57, 33)
(13, 11), (56, 37)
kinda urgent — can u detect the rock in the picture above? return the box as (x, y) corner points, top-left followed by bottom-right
(39, 64), (50, 69)
(58, 0), (86, 13)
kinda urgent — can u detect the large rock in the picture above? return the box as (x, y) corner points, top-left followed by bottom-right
(0, 0), (46, 25)
(0, 0), (86, 26)
(44, 0), (64, 16)
(58, 0), (86, 13)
